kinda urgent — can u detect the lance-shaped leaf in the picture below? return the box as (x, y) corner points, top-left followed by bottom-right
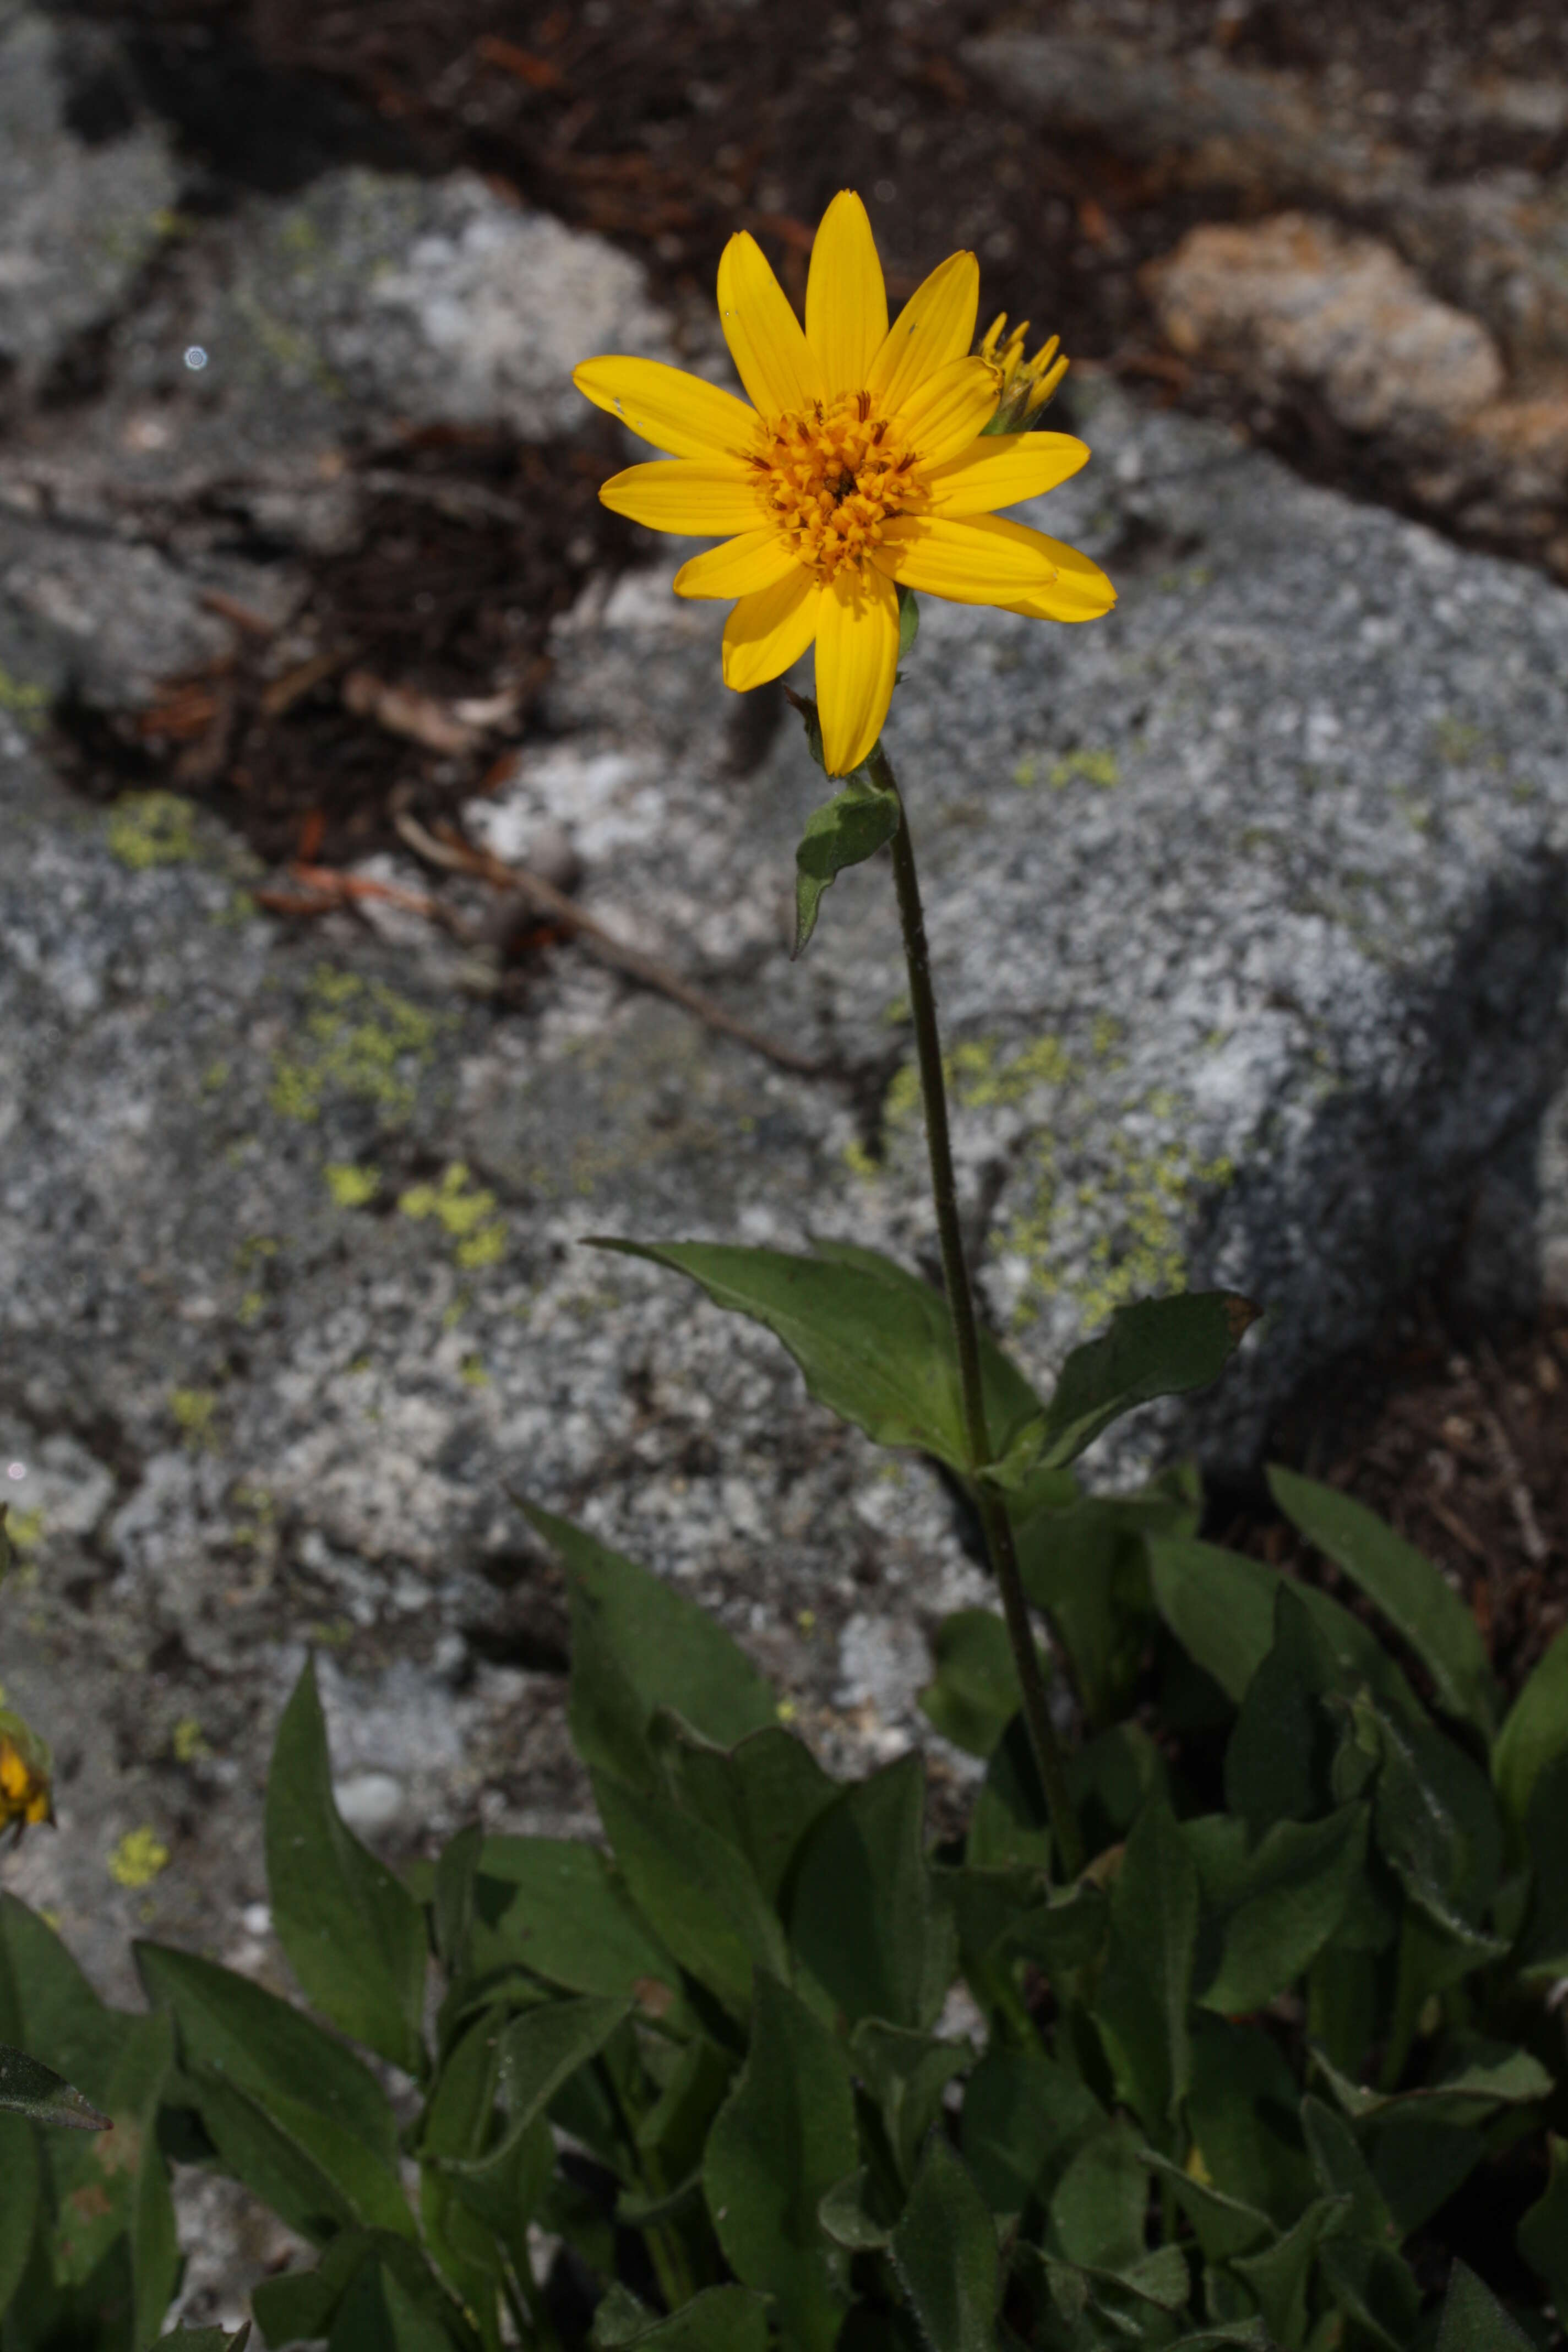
(990, 1292), (1259, 1484)
(703, 1973), (856, 2352)
(961, 2044), (1106, 2222)
(1494, 1624), (1568, 1834)
(1517, 2131), (1568, 2316)
(919, 1607), (1049, 1759)
(889, 2136), (999, 2352)
(1189, 1806), (1369, 2016)
(1097, 1800), (1198, 2144)
(469, 1835), (682, 2002)
(793, 774), (901, 956)
(1267, 1467), (1500, 1738)
(1435, 2262), (1536, 2352)
(592, 1238), (1039, 1477)
(0, 2042), (109, 2131)
(527, 1506), (775, 1790)
(1228, 2195), (1352, 2345)
(786, 1751), (951, 2032)
(265, 1659), (427, 2077)
(1311, 2034), (1551, 2129)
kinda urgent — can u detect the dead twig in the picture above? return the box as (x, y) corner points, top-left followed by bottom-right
(1475, 1340), (1551, 1567)
(395, 812), (827, 1079)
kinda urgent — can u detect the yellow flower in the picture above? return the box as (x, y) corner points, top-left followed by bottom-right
(0, 1718), (52, 1838)
(574, 191), (1115, 777)
(978, 312), (1071, 430)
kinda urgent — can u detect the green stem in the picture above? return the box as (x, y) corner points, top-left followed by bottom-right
(868, 741), (1085, 1883)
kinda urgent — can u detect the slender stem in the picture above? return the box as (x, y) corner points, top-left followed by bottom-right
(867, 742), (1085, 1882)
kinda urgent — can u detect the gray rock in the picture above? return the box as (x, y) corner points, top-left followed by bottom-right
(6, 379), (1568, 2000)
(0, 11), (177, 391)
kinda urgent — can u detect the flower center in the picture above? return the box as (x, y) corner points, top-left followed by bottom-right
(749, 391), (922, 582)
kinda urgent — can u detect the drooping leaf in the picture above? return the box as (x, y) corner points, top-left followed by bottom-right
(591, 1240), (1039, 1478)
(889, 2136), (999, 2352)
(597, 1775), (788, 2016)
(786, 1752), (950, 2032)
(1311, 2034), (1551, 2128)
(264, 1659), (427, 2077)
(993, 1293), (1258, 1480)
(1267, 1467), (1501, 1738)
(1095, 1798), (1198, 2143)
(961, 2045), (1106, 2221)
(0, 2044), (109, 2131)
(1434, 2261), (1537, 2352)
(703, 1973), (856, 2352)
(528, 1507), (775, 1789)
(134, 1943), (398, 2167)
(1494, 1625), (1568, 1834)
(793, 775), (901, 956)
(467, 1838), (681, 2003)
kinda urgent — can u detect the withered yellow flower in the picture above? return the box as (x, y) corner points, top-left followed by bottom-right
(574, 192), (1114, 777)
(0, 1723), (51, 1837)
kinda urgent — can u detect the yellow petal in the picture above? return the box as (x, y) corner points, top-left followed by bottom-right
(870, 513), (1060, 606)
(573, 355), (760, 458)
(717, 232), (824, 417)
(598, 459), (765, 536)
(805, 190), (888, 398)
(894, 355), (1001, 467)
(976, 516), (1118, 621)
(815, 566), (900, 776)
(924, 431), (1091, 515)
(723, 570), (822, 690)
(867, 249), (979, 413)
(673, 529), (802, 601)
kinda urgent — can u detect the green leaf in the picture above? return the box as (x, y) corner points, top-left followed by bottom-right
(919, 1608), (1047, 1758)
(1011, 1483), (1194, 1733)
(785, 686), (832, 775)
(961, 2045), (1105, 2221)
(432, 1822), (481, 1975)
(818, 2168), (897, 2251)
(1188, 2016), (1317, 2230)
(328, 2258), (461, 2350)
(896, 585), (920, 661)
(703, 1973), (856, 2352)
(786, 1752), (951, 2031)
(1047, 2117), (1150, 2272)
(889, 2136), (998, 2352)
(529, 1507), (775, 1789)
(623, 2286), (771, 2352)
(1148, 1536), (1426, 1720)
(1228, 2195), (1351, 2345)
(592, 1240), (1039, 1479)
(1224, 1585), (1347, 1841)
(793, 776), (901, 956)
(1188, 1806), (1369, 2015)
(1514, 1750), (1568, 1979)
(0, 2043), (109, 2131)
(851, 2021), (970, 2186)
(0, 1894), (133, 2108)
(1096, 1798), (1198, 2142)
(1267, 1467), (1500, 1737)
(994, 1293), (1258, 1478)
(190, 2063), (416, 2247)
(134, 1943), (398, 2166)
(652, 1718), (839, 1904)
(1435, 2262), (1537, 2352)
(1517, 2131), (1568, 2315)
(0, 2111), (39, 2311)
(1353, 1692), (1504, 1942)
(598, 1774), (788, 2015)
(1494, 1624), (1568, 1834)
(1366, 2121), (1484, 2237)
(252, 2231), (469, 2352)
(418, 2009), (509, 2318)
(1313, 2034), (1551, 2127)
(265, 1659), (427, 2076)
(469, 1838), (680, 2002)
(1139, 2149), (1271, 2264)
(439, 1997), (624, 2255)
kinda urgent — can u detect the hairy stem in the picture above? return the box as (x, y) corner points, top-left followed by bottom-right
(867, 740), (1085, 1882)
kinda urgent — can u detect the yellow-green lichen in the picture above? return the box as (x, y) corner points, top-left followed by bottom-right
(169, 1388), (220, 1452)
(107, 791), (200, 870)
(0, 665), (48, 733)
(398, 1162), (507, 1270)
(842, 1137), (881, 1183)
(109, 1827), (170, 1890)
(459, 1354), (490, 1389)
(1048, 748), (1120, 792)
(5, 1509), (44, 1557)
(1001, 1121), (1235, 1332)
(269, 968), (443, 1125)
(324, 1162), (380, 1209)
(171, 1718), (209, 1765)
